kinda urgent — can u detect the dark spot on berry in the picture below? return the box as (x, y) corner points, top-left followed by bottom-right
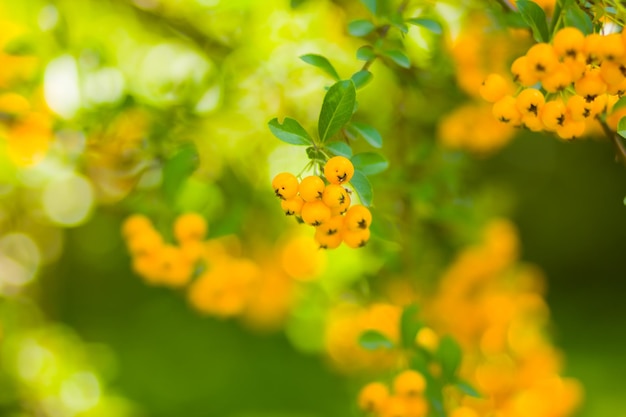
(557, 114), (566, 126)
(529, 104), (538, 115)
(357, 219), (367, 229)
(498, 116), (510, 123)
(536, 64), (545, 72)
(327, 228), (337, 236)
(584, 94), (596, 103)
(583, 108), (590, 118)
(285, 210), (294, 215)
(337, 173), (347, 182)
(566, 49), (577, 58)
(338, 194), (345, 204)
(312, 220), (322, 226)
(358, 240), (367, 247)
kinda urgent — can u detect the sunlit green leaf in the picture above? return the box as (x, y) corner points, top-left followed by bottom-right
(383, 50), (410, 68)
(299, 54), (341, 80)
(269, 117), (314, 146)
(325, 141), (353, 158)
(351, 152), (388, 175)
(348, 19), (376, 37)
(351, 70), (373, 89)
(349, 121), (383, 148)
(611, 97), (626, 115)
(406, 17), (442, 34)
(318, 80), (356, 142)
(162, 144), (199, 203)
(350, 170), (373, 206)
(356, 45), (376, 61)
(617, 116), (626, 139)
(358, 329), (393, 350)
(359, 0), (377, 15)
(435, 335), (462, 381)
(516, 0), (549, 42)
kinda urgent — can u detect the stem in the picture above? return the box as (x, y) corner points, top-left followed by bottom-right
(360, 0), (411, 72)
(597, 116), (626, 166)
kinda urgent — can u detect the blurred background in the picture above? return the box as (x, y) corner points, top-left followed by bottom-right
(0, 0), (625, 416)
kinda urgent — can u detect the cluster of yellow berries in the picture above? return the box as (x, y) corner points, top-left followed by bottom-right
(358, 370), (428, 417)
(272, 156), (372, 249)
(122, 212), (207, 287)
(481, 27), (626, 139)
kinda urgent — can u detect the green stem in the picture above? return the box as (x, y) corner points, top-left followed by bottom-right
(597, 116), (626, 166)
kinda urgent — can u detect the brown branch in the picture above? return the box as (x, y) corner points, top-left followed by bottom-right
(597, 116), (626, 166)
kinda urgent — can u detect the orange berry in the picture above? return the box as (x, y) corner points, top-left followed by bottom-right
(600, 60), (626, 87)
(298, 175), (325, 202)
(525, 43), (559, 79)
(316, 215), (344, 236)
(479, 74), (511, 103)
(127, 229), (164, 256)
(301, 200), (331, 226)
(314, 227), (343, 249)
(272, 172), (299, 200)
(541, 99), (567, 131)
(330, 190), (351, 216)
(342, 228), (370, 248)
(381, 396), (407, 417)
(174, 213), (207, 243)
(599, 33), (624, 62)
(511, 56), (539, 87)
(393, 370), (427, 397)
(553, 27), (585, 59)
(322, 184), (348, 208)
(280, 195), (304, 216)
(344, 204), (372, 231)
(450, 406), (479, 417)
(122, 214), (153, 239)
(556, 117), (586, 140)
(566, 94), (590, 121)
(324, 156), (354, 185)
(515, 88), (545, 117)
(607, 78), (626, 96)
(541, 62), (573, 93)
(522, 114), (544, 132)
(358, 382), (390, 413)
(583, 33), (603, 64)
(492, 95), (522, 125)
(574, 67), (607, 102)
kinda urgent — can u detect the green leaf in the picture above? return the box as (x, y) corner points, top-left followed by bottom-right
(350, 170), (373, 206)
(516, 0), (550, 42)
(358, 329), (393, 350)
(318, 80), (357, 142)
(3, 36), (35, 55)
(359, 0), (377, 15)
(300, 54), (341, 81)
(351, 70), (373, 89)
(563, 3), (593, 35)
(435, 335), (462, 381)
(348, 19), (376, 37)
(389, 13), (409, 34)
(399, 304), (422, 349)
(611, 97), (626, 115)
(290, 0), (307, 8)
(456, 381), (481, 398)
(162, 144), (199, 203)
(268, 117), (314, 146)
(356, 45), (376, 61)
(406, 17), (442, 34)
(617, 116), (626, 139)
(349, 121), (383, 148)
(325, 141), (353, 158)
(351, 152), (388, 175)
(383, 50), (410, 68)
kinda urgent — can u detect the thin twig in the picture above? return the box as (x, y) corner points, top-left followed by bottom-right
(597, 116), (626, 166)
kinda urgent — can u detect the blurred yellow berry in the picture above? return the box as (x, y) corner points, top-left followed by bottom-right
(301, 200), (331, 226)
(344, 204), (372, 231)
(393, 370), (426, 397)
(280, 195), (304, 216)
(358, 382), (390, 413)
(174, 213), (207, 243)
(122, 214), (153, 239)
(342, 228), (370, 248)
(272, 172), (299, 200)
(492, 95), (522, 125)
(479, 74), (510, 103)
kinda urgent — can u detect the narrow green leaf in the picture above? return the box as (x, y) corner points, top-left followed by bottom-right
(325, 141), (353, 158)
(617, 116), (626, 139)
(300, 54), (341, 80)
(399, 304), (422, 349)
(359, 0), (377, 15)
(383, 50), (410, 68)
(356, 45), (376, 61)
(351, 70), (373, 89)
(290, 0), (307, 8)
(162, 144), (199, 203)
(351, 152), (389, 175)
(435, 335), (463, 381)
(268, 117), (314, 146)
(548, 0), (564, 35)
(456, 381), (481, 398)
(350, 121), (383, 148)
(389, 13), (409, 34)
(516, 0), (549, 42)
(563, 3), (593, 35)
(318, 80), (357, 142)
(358, 329), (393, 350)
(350, 170), (373, 206)
(406, 17), (442, 34)
(348, 19), (376, 37)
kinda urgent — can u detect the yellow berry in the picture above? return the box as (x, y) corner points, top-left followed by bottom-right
(301, 200), (331, 226)
(330, 190), (351, 216)
(552, 27), (585, 59)
(541, 99), (566, 131)
(314, 226), (343, 249)
(583, 33), (603, 64)
(574, 67), (607, 102)
(342, 228), (370, 248)
(280, 195), (304, 216)
(324, 156), (354, 185)
(322, 184), (348, 208)
(298, 175), (325, 202)
(344, 204), (372, 231)
(122, 214), (153, 239)
(174, 213), (207, 243)
(393, 370), (427, 397)
(358, 382), (390, 413)
(479, 74), (511, 103)
(515, 88), (545, 117)
(541, 63), (573, 93)
(525, 43), (558, 79)
(492, 95), (522, 125)
(511, 56), (539, 87)
(599, 33), (624, 62)
(600, 60), (626, 87)
(566, 94), (590, 121)
(272, 172), (299, 200)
